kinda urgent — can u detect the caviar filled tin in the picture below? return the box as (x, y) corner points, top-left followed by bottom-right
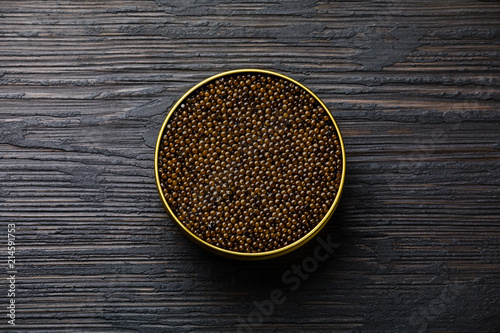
(155, 69), (345, 260)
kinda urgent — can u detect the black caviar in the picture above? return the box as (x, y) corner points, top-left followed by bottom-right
(158, 72), (342, 253)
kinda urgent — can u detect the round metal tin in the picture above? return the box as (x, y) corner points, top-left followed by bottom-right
(155, 69), (346, 260)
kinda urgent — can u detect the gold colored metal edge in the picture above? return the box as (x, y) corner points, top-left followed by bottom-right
(155, 68), (346, 260)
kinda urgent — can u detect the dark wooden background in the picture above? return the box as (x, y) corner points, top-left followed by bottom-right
(1, 1), (499, 332)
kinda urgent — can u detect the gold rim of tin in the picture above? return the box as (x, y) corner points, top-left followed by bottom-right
(155, 69), (346, 260)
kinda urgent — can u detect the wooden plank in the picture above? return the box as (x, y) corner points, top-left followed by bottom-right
(1, 0), (499, 331)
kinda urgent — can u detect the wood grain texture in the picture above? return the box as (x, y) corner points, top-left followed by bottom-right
(0, 1), (499, 332)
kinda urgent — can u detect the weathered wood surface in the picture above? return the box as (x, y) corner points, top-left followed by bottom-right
(1, 1), (499, 332)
